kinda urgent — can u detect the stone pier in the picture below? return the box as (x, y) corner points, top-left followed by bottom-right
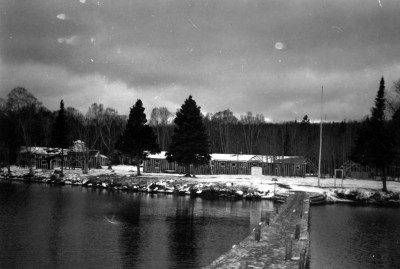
(203, 192), (310, 269)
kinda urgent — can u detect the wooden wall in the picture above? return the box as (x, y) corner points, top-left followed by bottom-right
(28, 154), (107, 170)
(143, 158), (307, 177)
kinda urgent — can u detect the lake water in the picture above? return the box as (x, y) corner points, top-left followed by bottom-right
(2, 182), (400, 269)
(310, 204), (400, 269)
(0, 181), (273, 269)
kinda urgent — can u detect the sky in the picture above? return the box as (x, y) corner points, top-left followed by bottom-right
(1, 0), (400, 122)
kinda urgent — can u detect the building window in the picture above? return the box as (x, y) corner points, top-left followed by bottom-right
(154, 160), (160, 168)
(231, 163), (236, 168)
(220, 162), (225, 167)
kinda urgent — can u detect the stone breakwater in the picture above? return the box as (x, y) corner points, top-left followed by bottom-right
(0, 170), (286, 201)
(203, 192), (310, 269)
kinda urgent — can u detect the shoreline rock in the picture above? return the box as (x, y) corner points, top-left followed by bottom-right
(1, 167), (400, 206)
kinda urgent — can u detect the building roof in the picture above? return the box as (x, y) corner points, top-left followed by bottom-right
(20, 146), (108, 159)
(274, 156), (307, 164)
(20, 147), (69, 156)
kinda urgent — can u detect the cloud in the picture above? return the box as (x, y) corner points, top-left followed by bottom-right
(2, 0), (400, 121)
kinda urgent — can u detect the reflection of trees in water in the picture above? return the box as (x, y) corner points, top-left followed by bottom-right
(116, 197), (142, 268)
(48, 188), (66, 268)
(167, 197), (200, 268)
(0, 182), (31, 268)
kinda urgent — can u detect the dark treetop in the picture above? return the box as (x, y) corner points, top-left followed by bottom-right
(166, 95), (211, 173)
(116, 99), (160, 170)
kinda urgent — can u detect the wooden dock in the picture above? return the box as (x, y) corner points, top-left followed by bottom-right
(203, 192), (310, 269)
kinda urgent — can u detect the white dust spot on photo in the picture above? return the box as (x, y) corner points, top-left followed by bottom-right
(274, 42), (287, 51)
(57, 36), (78, 45)
(56, 13), (67, 20)
(331, 25), (343, 33)
(80, 0), (86, 3)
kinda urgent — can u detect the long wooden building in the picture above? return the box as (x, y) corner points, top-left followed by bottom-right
(143, 152), (310, 177)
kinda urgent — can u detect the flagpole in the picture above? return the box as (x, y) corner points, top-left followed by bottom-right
(318, 86), (323, 187)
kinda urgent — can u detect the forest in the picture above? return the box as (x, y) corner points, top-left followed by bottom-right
(1, 78), (399, 177)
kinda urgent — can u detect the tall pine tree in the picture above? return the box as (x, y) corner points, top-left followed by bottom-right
(166, 95), (211, 177)
(52, 100), (68, 176)
(116, 99), (160, 175)
(390, 107), (400, 166)
(350, 77), (394, 192)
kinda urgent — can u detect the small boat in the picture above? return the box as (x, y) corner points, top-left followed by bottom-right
(272, 197), (286, 203)
(310, 193), (327, 205)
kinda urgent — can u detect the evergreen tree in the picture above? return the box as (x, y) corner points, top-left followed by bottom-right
(390, 108), (400, 166)
(301, 115), (310, 124)
(166, 95), (211, 177)
(52, 100), (68, 175)
(116, 99), (160, 175)
(52, 100), (68, 147)
(350, 77), (394, 192)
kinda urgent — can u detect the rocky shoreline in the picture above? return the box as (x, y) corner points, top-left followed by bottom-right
(331, 188), (400, 206)
(0, 170), (284, 201)
(1, 167), (400, 206)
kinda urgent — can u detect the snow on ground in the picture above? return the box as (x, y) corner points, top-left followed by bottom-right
(3, 165), (400, 202)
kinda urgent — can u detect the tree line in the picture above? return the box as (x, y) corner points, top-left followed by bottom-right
(1, 77), (400, 185)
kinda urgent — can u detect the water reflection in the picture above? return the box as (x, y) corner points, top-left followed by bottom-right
(117, 195), (142, 268)
(168, 197), (198, 268)
(0, 182), (274, 269)
(310, 204), (400, 269)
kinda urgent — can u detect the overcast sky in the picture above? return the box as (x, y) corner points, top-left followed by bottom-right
(1, 0), (400, 121)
